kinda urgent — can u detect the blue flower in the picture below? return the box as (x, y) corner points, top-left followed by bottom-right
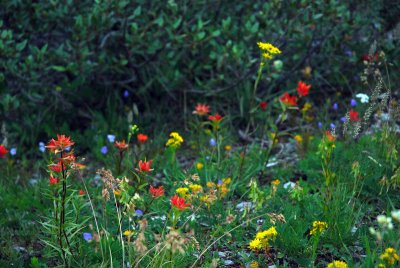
(107, 134), (116, 143)
(135, 209), (143, 216)
(101, 146), (108, 155)
(123, 90), (129, 98)
(209, 138), (216, 147)
(65, 147), (71, 152)
(340, 116), (347, 123)
(317, 122), (323, 129)
(39, 142), (46, 153)
(10, 148), (17, 156)
(330, 123), (336, 129)
(83, 232), (93, 242)
(218, 179), (223, 185)
(350, 99), (357, 107)
(205, 156), (210, 161)
(332, 103), (338, 110)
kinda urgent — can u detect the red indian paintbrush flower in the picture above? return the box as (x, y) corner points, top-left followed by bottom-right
(138, 159), (153, 172)
(137, 134), (149, 144)
(349, 109), (360, 121)
(0, 145), (9, 158)
(79, 189), (85, 195)
(280, 92), (298, 106)
(114, 140), (128, 151)
(170, 195), (190, 210)
(58, 152), (76, 166)
(149, 185), (164, 198)
(46, 135), (74, 153)
(297, 81), (311, 97)
(325, 130), (336, 142)
(49, 161), (63, 172)
(259, 101), (268, 111)
(208, 113), (223, 122)
(193, 103), (210, 116)
(49, 175), (59, 185)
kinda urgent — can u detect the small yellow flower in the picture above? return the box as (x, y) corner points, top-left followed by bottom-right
(380, 247), (400, 266)
(250, 261), (259, 268)
(248, 238), (262, 251)
(271, 179), (280, 186)
(123, 230), (133, 237)
(257, 42), (281, 61)
(113, 189), (122, 196)
(327, 260), (348, 268)
(310, 221), (328, 236)
(176, 187), (189, 198)
(223, 177), (231, 185)
(270, 133), (278, 144)
(196, 162), (204, 170)
(294, 135), (303, 143)
(166, 132), (184, 148)
(225, 145), (232, 151)
(207, 182), (216, 188)
(189, 184), (202, 193)
(301, 102), (312, 113)
(301, 66), (312, 78)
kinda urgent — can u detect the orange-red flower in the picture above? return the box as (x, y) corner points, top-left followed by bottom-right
(49, 161), (63, 172)
(297, 81), (311, 97)
(0, 145), (9, 158)
(46, 135), (74, 153)
(149, 185), (164, 198)
(325, 130), (336, 142)
(138, 159), (153, 172)
(170, 195), (190, 210)
(49, 175), (59, 185)
(208, 113), (223, 122)
(260, 101), (268, 111)
(58, 152), (76, 165)
(193, 103), (210, 116)
(79, 189), (85, 195)
(349, 109), (360, 121)
(137, 134), (149, 144)
(115, 140), (129, 151)
(280, 92), (298, 106)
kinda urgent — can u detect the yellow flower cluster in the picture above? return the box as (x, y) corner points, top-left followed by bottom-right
(301, 102), (312, 113)
(310, 221), (328, 236)
(294, 135), (303, 143)
(166, 132), (184, 148)
(176, 187), (189, 197)
(249, 226), (278, 251)
(271, 179), (280, 186)
(189, 184), (202, 193)
(327, 260), (348, 268)
(196, 162), (204, 170)
(380, 247), (399, 266)
(257, 42), (281, 61)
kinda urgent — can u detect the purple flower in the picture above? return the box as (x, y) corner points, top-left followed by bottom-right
(123, 90), (129, 98)
(65, 147), (71, 152)
(350, 99), (357, 107)
(340, 116), (347, 123)
(209, 138), (216, 147)
(101, 146), (108, 155)
(332, 103), (338, 110)
(83, 232), (93, 242)
(330, 123), (336, 129)
(10, 148), (17, 156)
(135, 209), (143, 216)
(218, 179), (223, 185)
(317, 122), (323, 129)
(205, 156), (210, 161)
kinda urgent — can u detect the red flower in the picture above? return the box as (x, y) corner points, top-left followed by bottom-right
(0, 145), (9, 158)
(49, 161), (63, 172)
(208, 113), (223, 122)
(137, 134), (149, 144)
(170, 195), (190, 210)
(193, 103), (210, 116)
(46, 135), (74, 153)
(49, 175), (59, 185)
(149, 185), (164, 198)
(138, 159), (153, 172)
(58, 152), (76, 165)
(79, 189), (85, 195)
(325, 130), (336, 142)
(362, 53), (379, 62)
(259, 101), (268, 111)
(114, 140), (128, 151)
(296, 81), (311, 97)
(349, 109), (360, 121)
(280, 92), (298, 106)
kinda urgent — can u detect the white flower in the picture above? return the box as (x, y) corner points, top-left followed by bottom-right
(355, 93), (369, 103)
(107, 134), (116, 143)
(391, 210), (400, 222)
(283, 181), (296, 190)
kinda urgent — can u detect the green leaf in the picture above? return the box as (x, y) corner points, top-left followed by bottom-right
(16, 40), (27, 51)
(51, 66), (66, 72)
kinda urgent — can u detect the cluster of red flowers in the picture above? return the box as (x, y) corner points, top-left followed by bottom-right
(193, 103), (210, 116)
(0, 145), (9, 158)
(208, 113), (223, 122)
(149, 185), (164, 198)
(279, 92), (298, 106)
(279, 81), (311, 107)
(137, 134), (148, 144)
(349, 109), (360, 121)
(114, 140), (128, 151)
(170, 195), (190, 210)
(138, 159), (153, 172)
(362, 53), (379, 62)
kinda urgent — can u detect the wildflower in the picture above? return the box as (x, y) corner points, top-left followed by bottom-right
(176, 187), (189, 197)
(115, 140), (129, 151)
(301, 102), (312, 113)
(271, 179), (280, 186)
(380, 247), (399, 266)
(10, 148), (16, 156)
(248, 238), (262, 251)
(208, 113), (223, 122)
(294, 135), (303, 143)
(189, 184), (202, 193)
(310, 221), (328, 236)
(327, 260), (348, 268)
(135, 209), (144, 216)
(391, 210), (400, 222)
(100, 146), (108, 155)
(330, 123), (336, 129)
(166, 132), (184, 148)
(332, 103), (338, 110)
(209, 138), (216, 147)
(259, 101), (268, 110)
(46, 135), (75, 153)
(362, 53), (379, 62)
(196, 162), (204, 170)
(325, 130), (336, 142)
(138, 159), (153, 172)
(0, 145), (9, 158)
(349, 109), (360, 121)
(137, 134), (148, 144)
(123, 90), (129, 98)
(107, 134), (116, 143)
(350, 99), (357, 107)
(149, 185), (164, 198)
(113, 189), (121, 196)
(377, 215), (393, 230)
(317, 122), (323, 129)
(165, 229), (186, 254)
(280, 92), (298, 106)
(170, 195), (190, 210)
(49, 161), (62, 172)
(49, 175), (59, 185)
(225, 145), (232, 151)
(39, 142), (46, 153)
(193, 103), (210, 116)
(79, 189), (85, 195)
(83, 232), (93, 242)
(284, 181), (296, 190)
(123, 230), (133, 237)
(297, 81), (311, 97)
(340, 116), (347, 123)
(356, 93), (369, 103)
(250, 261), (259, 268)
(257, 42), (281, 60)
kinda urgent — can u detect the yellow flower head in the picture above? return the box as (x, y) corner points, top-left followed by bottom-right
(189, 184), (202, 193)
(196, 162), (204, 170)
(114, 189), (122, 196)
(380, 247), (400, 266)
(310, 221), (328, 236)
(166, 132), (184, 148)
(207, 182), (216, 188)
(123, 230), (133, 237)
(271, 179), (280, 186)
(257, 42), (282, 55)
(223, 177), (231, 185)
(294, 135), (303, 143)
(248, 238), (262, 251)
(250, 261), (259, 268)
(225, 145), (232, 151)
(301, 102), (312, 113)
(176, 187), (189, 197)
(327, 260), (348, 268)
